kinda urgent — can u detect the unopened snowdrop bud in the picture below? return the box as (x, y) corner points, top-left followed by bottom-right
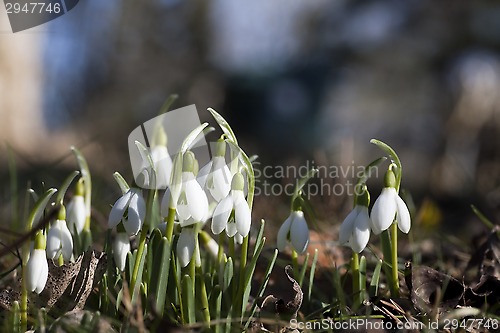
(206, 140), (231, 202)
(66, 179), (86, 234)
(339, 187), (371, 253)
(211, 172), (251, 237)
(177, 152), (209, 222)
(370, 168), (411, 235)
(113, 225), (130, 272)
(26, 231), (48, 294)
(177, 227), (197, 268)
(277, 208), (309, 255)
(46, 206), (74, 262)
(108, 188), (146, 236)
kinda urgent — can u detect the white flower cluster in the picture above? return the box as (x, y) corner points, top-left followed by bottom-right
(339, 169), (411, 253)
(108, 137), (252, 270)
(26, 180), (88, 294)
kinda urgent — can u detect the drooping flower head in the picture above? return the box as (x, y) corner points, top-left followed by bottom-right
(211, 172), (251, 237)
(113, 224), (130, 272)
(46, 205), (74, 262)
(177, 226), (198, 268)
(66, 178), (86, 235)
(108, 187), (146, 236)
(151, 126), (173, 189)
(370, 167), (411, 234)
(205, 140), (231, 202)
(277, 200), (310, 255)
(339, 185), (371, 253)
(26, 230), (49, 294)
(176, 151), (209, 222)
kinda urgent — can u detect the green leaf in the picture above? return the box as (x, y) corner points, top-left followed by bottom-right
(369, 259), (383, 297)
(150, 237), (171, 315)
(471, 204), (496, 230)
(131, 244), (147, 304)
(356, 156), (387, 187)
(359, 255), (367, 302)
(135, 140), (156, 187)
(158, 94), (179, 115)
(298, 252), (310, 287)
(182, 274), (196, 324)
(113, 172), (130, 195)
(244, 249), (278, 329)
(55, 171), (79, 205)
(208, 108), (238, 144)
(308, 249), (318, 301)
(28, 188), (57, 230)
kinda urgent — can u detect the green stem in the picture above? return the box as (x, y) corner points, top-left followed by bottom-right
(291, 248), (299, 280)
(390, 222), (400, 297)
(237, 235), (249, 320)
(20, 255), (28, 331)
(352, 252), (360, 309)
(165, 207), (176, 241)
(380, 229), (396, 297)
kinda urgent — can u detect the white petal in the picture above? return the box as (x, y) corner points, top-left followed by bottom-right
(234, 233), (244, 245)
(152, 146), (173, 189)
(185, 178), (209, 222)
(46, 224), (61, 260)
(197, 161), (213, 188)
(277, 215), (292, 251)
(160, 188), (171, 218)
(351, 206), (371, 253)
(176, 191), (191, 221)
(370, 188), (397, 234)
(179, 217), (197, 227)
(225, 221), (238, 237)
(35, 253), (49, 294)
(113, 232), (130, 271)
(26, 249), (47, 293)
(290, 211), (309, 254)
(396, 195), (411, 233)
(234, 192), (251, 237)
(209, 157), (231, 202)
(125, 190), (145, 235)
(211, 195), (233, 234)
(108, 191), (132, 229)
(339, 207), (359, 245)
(177, 228), (196, 268)
(58, 221), (74, 261)
(67, 195), (86, 234)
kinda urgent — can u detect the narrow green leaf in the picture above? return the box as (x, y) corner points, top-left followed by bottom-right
(150, 237), (171, 315)
(308, 249), (318, 301)
(252, 220), (265, 257)
(158, 94), (179, 115)
(12, 301), (20, 333)
(471, 204), (496, 229)
(113, 172), (130, 195)
(369, 259), (383, 297)
(182, 274), (196, 324)
(244, 249), (278, 329)
(356, 156), (387, 187)
(28, 188), (57, 230)
(55, 171), (79, 204)
(131, 244), (147, 304)
(298, 252), (310, 287)
(208, 108), (238, 144)
(332, 265), (346, 316)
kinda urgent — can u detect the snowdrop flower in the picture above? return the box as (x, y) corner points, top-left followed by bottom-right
(108, 188), (146, 236)
(46, 206), (74, 262)
(176, 151), (209, 222)
(212, 172), (251, 237)
(26, 231), (48, 294)
(277, 209), (309, 254)
(150, 145), (173, 190)
(370, 168), (411, 234)
(205, 140), (231, 202)
(177, 226), (197, 267)
(113, 228), (130, 272)
(339, 187), (371, 253)
(66, 179), (86, 234)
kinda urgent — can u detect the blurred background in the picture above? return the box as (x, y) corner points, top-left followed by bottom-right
(1, 0), (500, 244)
